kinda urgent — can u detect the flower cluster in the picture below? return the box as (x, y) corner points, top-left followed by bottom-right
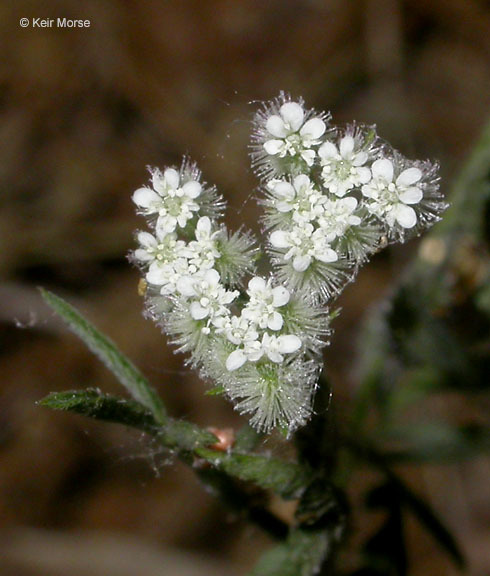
(132, 94), (445, 434)
(132, 159), (326, 432)
(252, 94), (445, 300)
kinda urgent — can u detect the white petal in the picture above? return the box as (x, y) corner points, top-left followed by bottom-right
(273, 181), (295, 200)
(226, 332), (242, 346)
(272, 286), (290, 307)
(267, 350), (284, 364)
(204, 268), (220, 285)
(134, 248), (154, 262)
(261, 332), (271, 347)
(372, 158), (394, 182)
(182, 180), (202, 199)
(226, 350), (247, 371)
(241, 308), (255, 322)
(277, 334), (301, 354)
(399, 186), (423, 205)
(316, 248), (338, 263)
(396, 167), (422, 187)
(280, 102), (304, 131)
(300, 118), (326, 139)
(394, 204), (417, 228)
(137, 231), (157, 249)
(156, 216), (177, 234)
(301, 150), (316, 166)
(248, 276), (266, 292)
(266, 115), (288, 138)
(270, 230), (290, 249)
(132, 187), (160, 209)
(293, 174), (311, 191)
(331, 182), (348, 197)
(276, 201), (294, 213)
(190, 301), (209, 320)
(352, 151), (368, 166)
(151, 170), (164, 192)
(361, 183), (375, 198)
(146, 267), (167, 285)
(293, 254), (311, 271)
(268, 311), (284, 331)
(341, 196), (358, 212)
(247, 347), (264, 362)
(318, 141), (338, 160)
(357, 166), (372, 184)
(196, 216), (211, 233)
(223, 290), (239, 304)
(177, 214), (189, 228)
(322, 230), (336, 243)
(176, 276), (197, 297)
(263, 139), (285, 155)
(339, 136), (354, 157)
(164, 168), (180, 189)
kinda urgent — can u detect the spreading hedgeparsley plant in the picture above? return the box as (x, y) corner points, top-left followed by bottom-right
(131, 94), (444, 434)
(39, 93), (452, 575)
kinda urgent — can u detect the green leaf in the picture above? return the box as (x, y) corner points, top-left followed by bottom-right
(294, 378), (336, 476)
(346, 439), (465, 568)
(39, 389), (158, 432)
(40, 289), (167, 425)
(258, 478), (348, 575)
(39, 389), (216, 451)
(436, 116), (490, 240)
(250, 528), (331, 576)
(364, 482), (407, 576)
(204, 385), (225, 396)
(195, 447), (311, 500)
(381, 422), (490, 464)
(391, 475), (465, 568)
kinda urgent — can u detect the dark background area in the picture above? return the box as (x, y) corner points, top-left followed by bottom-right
(0, 1), (489, 574)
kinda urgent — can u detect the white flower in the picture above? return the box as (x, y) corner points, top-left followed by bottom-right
(134, 231), (187, 265)
(220, 315), (259, 346)
(176, 268), (238, 326)
(132, 167), (202, 234)
(361, 159), (423, 229)
(270, 223), (338, 272)
(242, 276), (290, 331)
(186, 216), (221, 270)
(135, 231), (194, 296)
(268, 175), (327, 224)
(317, 197), (361, 241)
(226, 333), (301, 371)
(147, 258), (196, 296)
(263, 102), (326, 166)
(260, 333), (301, 363)
(319, 135), (371, 197)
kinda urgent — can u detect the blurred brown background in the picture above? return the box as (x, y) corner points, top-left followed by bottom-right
(0, 1), (489, 575)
